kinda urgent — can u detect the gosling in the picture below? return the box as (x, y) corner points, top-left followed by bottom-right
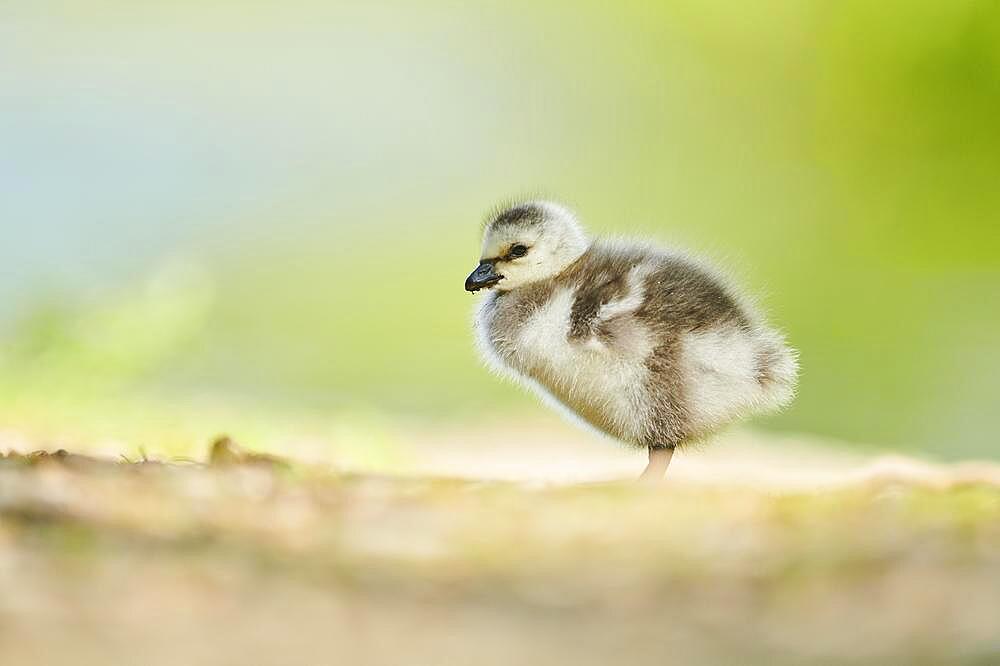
(466, 201), (798, 480)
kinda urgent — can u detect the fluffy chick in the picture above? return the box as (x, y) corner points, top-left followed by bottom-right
(466, 201), (798, 480)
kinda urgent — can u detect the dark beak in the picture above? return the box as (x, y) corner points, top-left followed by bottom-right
(465, 261), (504, 292)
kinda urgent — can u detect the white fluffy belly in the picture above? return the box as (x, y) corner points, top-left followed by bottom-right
(510, 288), (653, 443)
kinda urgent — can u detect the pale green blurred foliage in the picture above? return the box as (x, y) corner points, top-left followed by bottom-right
(1, 1), (998, 457)
(2, 262), (213, 393)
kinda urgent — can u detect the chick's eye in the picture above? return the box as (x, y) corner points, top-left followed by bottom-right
(510, 244), (528, 258)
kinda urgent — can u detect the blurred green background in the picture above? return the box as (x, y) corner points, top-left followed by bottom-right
(1, 1), (998, 459)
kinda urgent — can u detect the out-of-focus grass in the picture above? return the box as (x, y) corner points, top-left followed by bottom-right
(0, 389), (407, 472)
(1, 449), (998, 665)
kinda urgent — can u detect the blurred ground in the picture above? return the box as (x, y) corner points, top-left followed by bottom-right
(403, 420), (1000, 488)
(2, 426), (998, 666)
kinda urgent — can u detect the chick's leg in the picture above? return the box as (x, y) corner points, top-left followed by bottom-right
(639, 446), (673, 483)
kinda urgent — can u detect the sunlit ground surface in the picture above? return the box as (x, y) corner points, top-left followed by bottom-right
(2, 414), (999, 666)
